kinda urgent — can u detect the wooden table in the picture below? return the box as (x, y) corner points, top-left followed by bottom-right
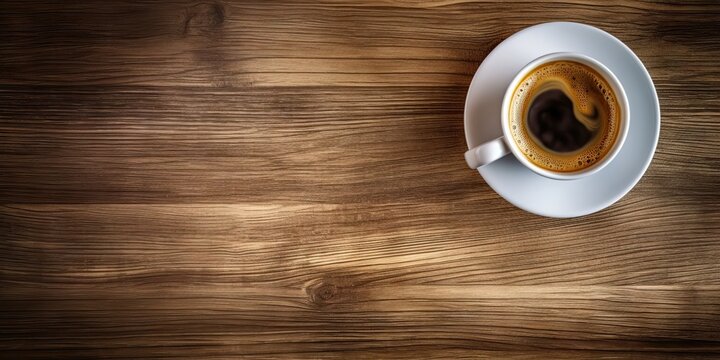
(1, 1), (719, 358)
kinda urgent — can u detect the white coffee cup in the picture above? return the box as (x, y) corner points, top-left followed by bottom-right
(464, 52), (630, 180)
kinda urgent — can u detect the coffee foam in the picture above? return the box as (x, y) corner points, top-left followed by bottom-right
(509, 60), (621, 172)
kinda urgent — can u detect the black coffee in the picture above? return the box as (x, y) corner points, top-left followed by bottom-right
(526, 89), (594, 152)
(508, 60), (622, 172)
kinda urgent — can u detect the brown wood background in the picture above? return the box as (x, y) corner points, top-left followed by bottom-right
(1, 1), (719, 358)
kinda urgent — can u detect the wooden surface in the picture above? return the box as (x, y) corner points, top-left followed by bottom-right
(1, 1), (719, 358)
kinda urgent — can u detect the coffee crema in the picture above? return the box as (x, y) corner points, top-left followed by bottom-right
(508, 60), (621, 172)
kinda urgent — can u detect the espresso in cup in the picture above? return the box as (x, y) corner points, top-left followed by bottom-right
(508, 60), (622, 172)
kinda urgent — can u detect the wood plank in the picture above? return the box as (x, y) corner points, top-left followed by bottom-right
(2, 203), (719, 286)
(1, 284), (719, 356)
(0, 85), (717, 158)
(3, 351), (719, 360)
(0, 86), (466, 158)
(1, 1), (719, 86)
(0, 152), (717, 204)
(0, 87), (718, 204)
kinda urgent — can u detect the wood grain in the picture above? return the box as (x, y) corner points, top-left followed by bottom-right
(1, 0), (720, 358)
(2, 203), (719, 286)
(2, 285), (720, 357)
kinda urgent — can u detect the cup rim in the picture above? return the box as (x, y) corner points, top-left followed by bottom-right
(501, 52), (630, 180)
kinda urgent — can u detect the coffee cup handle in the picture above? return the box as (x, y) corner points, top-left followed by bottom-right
(464, 137), (511, 169)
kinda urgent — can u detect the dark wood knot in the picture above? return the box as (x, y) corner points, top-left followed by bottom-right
(307, 281), (338, 306)
(183, 2), (225, 36)
(316, 283), (338, 301)
(305, 276), (355, 307)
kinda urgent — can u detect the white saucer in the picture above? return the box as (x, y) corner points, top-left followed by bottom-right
(464, 22), (660, 218)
